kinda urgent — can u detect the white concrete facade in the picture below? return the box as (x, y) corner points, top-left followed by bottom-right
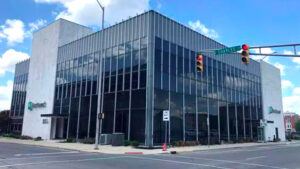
(22, 19), (92, 139)
(260, 61), (286, 142)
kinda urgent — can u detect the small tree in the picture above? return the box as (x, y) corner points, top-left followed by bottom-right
(0, 113), (11, 134)
(295, 120), (300, 132)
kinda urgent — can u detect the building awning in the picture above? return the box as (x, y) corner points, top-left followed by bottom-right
(41, 114), (68, 118)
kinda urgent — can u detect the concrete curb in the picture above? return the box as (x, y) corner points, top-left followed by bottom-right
(0, 137), (297, 155)
(124, 152), (143, 154)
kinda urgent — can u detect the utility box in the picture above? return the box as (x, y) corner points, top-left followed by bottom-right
(100, 134), (112, 145)
(111, 133), (124, 146)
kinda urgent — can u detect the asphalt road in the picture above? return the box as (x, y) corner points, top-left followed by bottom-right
(0, 142), (300, 169)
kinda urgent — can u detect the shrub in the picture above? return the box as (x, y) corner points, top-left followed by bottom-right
(0, 113), (11, 134)
(130, 140), (139, 147)
(66, 138), (76, 143)
(295, 120), (300, 132)
(172, 141), (200, 147)
(3, 133), (19, 139)
(19, 135), (33, 140)
(293, 136), (300, 140)
(34, 137), (42, 141)
(80, 138), (95, 144)
(123, 140), (131, 146)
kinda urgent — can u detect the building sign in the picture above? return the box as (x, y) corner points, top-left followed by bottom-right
(268, 106), (281, 114)
(28, 101), (46, 111)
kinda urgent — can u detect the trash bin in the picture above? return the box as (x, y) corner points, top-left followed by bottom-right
(111, 133), (124, 146)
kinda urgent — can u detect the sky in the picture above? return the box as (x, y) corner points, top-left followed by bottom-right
(0, 0), (300, 114)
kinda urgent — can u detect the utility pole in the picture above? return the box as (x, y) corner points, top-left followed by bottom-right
(94, 0), (105, 150)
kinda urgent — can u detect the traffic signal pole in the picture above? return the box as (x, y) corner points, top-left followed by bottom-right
(198, 43), (300, 58)
(95, 0), (105, 150)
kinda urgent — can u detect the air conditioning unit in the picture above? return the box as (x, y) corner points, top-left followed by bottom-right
(100, 134), (112, 145)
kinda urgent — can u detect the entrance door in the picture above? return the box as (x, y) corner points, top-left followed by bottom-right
(275, 127), (279, 140)
(55, 118), (66, 139)
(257, 127), (264, 141)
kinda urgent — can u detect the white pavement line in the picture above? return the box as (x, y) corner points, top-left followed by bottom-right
(0, 153), (98, 161)
(128, 156), (232, 169)
(169, 155), (287, 169)
(245, 156), (266, 161)
(191, 144), (297, 155)
(0, 156), (124, 168)
(190, 149), (250, 154)
(14, 151), (79, 157)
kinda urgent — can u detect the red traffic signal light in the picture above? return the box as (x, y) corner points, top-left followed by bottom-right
(242, 44), (249, 50)
(197, 55), (202, 61)
(196, 55), (203, 72)
(241, 44), (250, 65)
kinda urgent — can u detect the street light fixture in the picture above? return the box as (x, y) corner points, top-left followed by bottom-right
(94, 0), (105, 150)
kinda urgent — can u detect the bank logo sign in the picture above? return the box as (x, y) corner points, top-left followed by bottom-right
(28, 101), (46, 111)
(269, 106), (281, 114)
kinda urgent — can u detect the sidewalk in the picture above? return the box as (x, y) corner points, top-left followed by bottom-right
(0, 137), (296, 155)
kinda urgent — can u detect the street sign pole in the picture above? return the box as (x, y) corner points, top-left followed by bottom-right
(165, 121), (167, 147)
(163, 110), (170, 150)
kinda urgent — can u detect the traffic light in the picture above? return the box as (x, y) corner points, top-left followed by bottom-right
(98, 113), (105, 119)
(241, 44), (250, 65)
(196, 55), (203, 72)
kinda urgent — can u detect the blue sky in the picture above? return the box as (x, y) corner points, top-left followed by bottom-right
(0, 0), (300, 113)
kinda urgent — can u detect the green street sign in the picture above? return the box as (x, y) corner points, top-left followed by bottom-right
(215, 46), (241, 55)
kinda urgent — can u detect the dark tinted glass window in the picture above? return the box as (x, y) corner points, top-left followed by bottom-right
(140, 70), (146, 89)
(132, 72), (138, 89)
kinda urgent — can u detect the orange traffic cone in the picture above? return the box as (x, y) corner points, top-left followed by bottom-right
(162, 142), (166, 151)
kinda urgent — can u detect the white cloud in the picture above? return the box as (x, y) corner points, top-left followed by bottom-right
(0, 19), (47, 45)
(283, 95), (300, 114)
(294, 87), (300, 95)
(273, 62), (285, 76)
(26, 19), (47, 37)
(0, 49), (30, 77)
(0, 19), (25, 45)
(156, 2), (162, 10)
(34, 0), (150, 27)
(188, 20), (219, 39)
(283, 85), (300, 114)
(281, 80), (293, 89)
(0, 80), (13, 111)
(251, 48), (275, 63)
(283, 50), (300, 65)
(283, 50), (293, 55)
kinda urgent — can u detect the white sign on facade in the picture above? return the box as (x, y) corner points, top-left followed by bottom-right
(163, 110), (170, 121)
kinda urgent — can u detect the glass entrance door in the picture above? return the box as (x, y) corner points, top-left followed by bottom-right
(257, 127), (264, 141)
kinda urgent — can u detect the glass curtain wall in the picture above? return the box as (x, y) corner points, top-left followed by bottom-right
(10, 73), (28, 133)
(153, 36), (262, 145)
(55, 37), (147, 143)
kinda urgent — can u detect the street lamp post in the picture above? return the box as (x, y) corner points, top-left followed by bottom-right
(94, 0), (105, 150)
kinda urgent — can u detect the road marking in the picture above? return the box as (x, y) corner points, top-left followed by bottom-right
(166, 155), (287, 169)
(191, 143), (300, 155)
(128, 156), (232, 169)
(0, 153), (99, 161)
(0, 156), (124, 168)
(14, 151), (79, 157)
(245, 156), (266, 161)
(190, 149), (252, 154)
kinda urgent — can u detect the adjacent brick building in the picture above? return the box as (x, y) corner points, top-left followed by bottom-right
(284, 112), (300, 132)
